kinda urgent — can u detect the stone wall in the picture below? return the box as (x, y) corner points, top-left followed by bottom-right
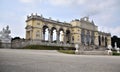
(11, 39), (74, 48)
(0, 43), (11, 48)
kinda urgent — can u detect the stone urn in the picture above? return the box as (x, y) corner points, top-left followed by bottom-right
(75, 44), (79, 54)
(107, 45), (112, 55)
(116, 48), (120, 53)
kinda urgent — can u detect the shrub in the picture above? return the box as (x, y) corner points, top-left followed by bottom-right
(113, 52), (120, 56)
(22, 45), (75, 50)
(58, 50), (75, 54)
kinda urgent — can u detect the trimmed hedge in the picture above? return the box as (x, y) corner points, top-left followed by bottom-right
(58, 50), (75, 54)
(113, 52), (120, 56)
(22, 45), (75, 50)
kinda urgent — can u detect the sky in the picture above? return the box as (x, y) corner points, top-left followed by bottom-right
(0, 0), (120, 38)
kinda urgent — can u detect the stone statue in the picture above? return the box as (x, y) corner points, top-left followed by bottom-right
(75, 44), (79, 54)
(0, 25), (11, 43)
(114, 42), (120, 53)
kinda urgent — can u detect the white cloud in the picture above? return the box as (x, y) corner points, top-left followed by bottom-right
(20, 0), (34, 3)
(10, 0), (120, 37)
(98, 26), (120, 37)
(19, 0), (43, 3)
(49, 0), (74, 6)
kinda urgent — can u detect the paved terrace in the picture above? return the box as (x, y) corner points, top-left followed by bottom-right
(0, 49), (120, 72)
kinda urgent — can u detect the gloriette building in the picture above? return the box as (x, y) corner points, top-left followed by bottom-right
(25, 13), (111, 49)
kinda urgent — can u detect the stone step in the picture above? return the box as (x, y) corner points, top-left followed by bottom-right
(79, 51), (108, 55)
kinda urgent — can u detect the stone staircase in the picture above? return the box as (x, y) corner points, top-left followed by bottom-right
(78, 45), (108, 55)
(79, 51), (108, 55)
(79, 45), (107, 51)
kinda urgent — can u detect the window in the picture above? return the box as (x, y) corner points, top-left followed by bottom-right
(72, 36), (74, 41)
(36, 30), (40, 37)
(36, 34), (40, 37)
(37, 30), (39, 32)
(37, 23), (40, 25)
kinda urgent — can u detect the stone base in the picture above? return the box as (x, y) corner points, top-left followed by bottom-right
(78, 51), (112, 55)
(0, 43), (11, 48)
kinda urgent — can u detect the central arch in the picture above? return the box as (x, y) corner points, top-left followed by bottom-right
(86, 30), (90, 45)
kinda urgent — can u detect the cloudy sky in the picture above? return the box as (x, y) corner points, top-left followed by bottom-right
(0, 0), (120, 38)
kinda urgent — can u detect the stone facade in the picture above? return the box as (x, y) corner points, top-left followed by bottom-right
(25, 13), (111, 49)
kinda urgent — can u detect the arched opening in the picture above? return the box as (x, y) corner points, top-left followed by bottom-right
(43, 25), (49, 41)
(98, 36), (101, 46)
(86, 30), (90, 45)
(59, 28), (64, 43)
(91, 31), (94, 45)
(0, 40), (1, 48)
(81, 29), (85, 44)
(66, 30), (71, 43)
(105, 37), (107, 47)
(102, 36), (104, 46)
(51, 27), (57, 43)
(102, 36), (104, 42)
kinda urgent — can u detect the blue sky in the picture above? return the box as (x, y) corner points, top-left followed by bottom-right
(0, 0), (120, 38)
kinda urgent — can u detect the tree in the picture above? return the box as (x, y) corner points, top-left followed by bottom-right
(12, 37), (21, 41)
(118, 38), (120, 48)
(111, 35), (120, 48)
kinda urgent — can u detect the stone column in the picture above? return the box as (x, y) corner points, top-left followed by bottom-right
(89, 36), (91, 45)
(94, 36), (99, 46)
(103, 36), (105, 46)
(40, 29), (42, 41)
(94, 32), (99, 46)
(57, 31), (59, 43)
(48, 29), (51, 42)
(79, 34), (81, 44)
(42, 29), (45, 41)
(84, 35), (87, 45)
(101, 36), (103, 46)
(43, 34), (45, 41)
(64, 33), (66, 44)
(100, 36), (102, 46)
(84, 30), (87, 45)
(51, 33), (53, 43)
(30, 30), (32, 39)
(107, 36), (111, 46)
